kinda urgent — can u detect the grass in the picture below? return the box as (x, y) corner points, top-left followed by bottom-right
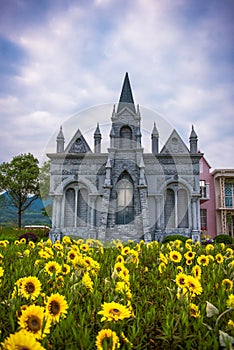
(0, 237), (233, 349)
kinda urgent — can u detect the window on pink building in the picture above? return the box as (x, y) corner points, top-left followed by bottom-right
(200, 209), (207, 231)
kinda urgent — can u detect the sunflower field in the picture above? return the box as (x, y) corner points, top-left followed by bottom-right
(0, 237), (233, 349)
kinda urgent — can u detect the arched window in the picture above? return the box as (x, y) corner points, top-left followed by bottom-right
(77, 188), (88, 226)
(164, 189), (175, 228)
(178, 189), (189, 228)
(116, 173), (134, 224)
(64, 185), (89, 228)
(164, 186), (189, 229)
(120, 126), (132, 148)
(64, 188), (75, 227)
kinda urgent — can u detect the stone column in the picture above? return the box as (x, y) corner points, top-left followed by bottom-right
(98, 185), (111, 241)
(55, 195), (63, 228)
(191, 196), (201, 242)
(138, 185), (151, 242)
(74, 188), (78, 228)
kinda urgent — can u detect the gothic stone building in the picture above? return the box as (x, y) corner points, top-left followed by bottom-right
(47, 73), (202, 242)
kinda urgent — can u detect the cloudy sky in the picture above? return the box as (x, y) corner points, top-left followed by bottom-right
(0, 0), (233, 169)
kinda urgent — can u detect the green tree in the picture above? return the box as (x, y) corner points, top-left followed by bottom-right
(0, 153), (40, 228)
(39, 160), (52, 218)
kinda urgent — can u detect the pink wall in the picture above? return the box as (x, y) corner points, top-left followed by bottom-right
(200, 157), (217, 238)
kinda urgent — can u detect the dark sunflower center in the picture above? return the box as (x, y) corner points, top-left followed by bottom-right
(110, 308), (121, 315)
(179, 278), (185, 285)
(27, 316), (41, 332)
(69, 253), (75, 259)
(25, 282), (35, 294)
(173, 255), (178, 260)
(49, 265), (56, 272)
(19, 347), (30, 350)
(49, 300), (60, 315)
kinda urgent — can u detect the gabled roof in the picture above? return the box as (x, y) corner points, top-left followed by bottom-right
(160, 129), (189, 154)
(65, 129), (92, 154)
(117, 72), (136, 113)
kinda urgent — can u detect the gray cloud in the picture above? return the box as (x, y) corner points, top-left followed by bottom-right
(0, 0), (233, 169)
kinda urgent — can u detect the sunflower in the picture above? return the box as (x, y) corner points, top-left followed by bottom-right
(189, 303), (200, 318)
(62, 236), (72, 245)
(197, 255), (209, 266)
(118, 268), (130, 284)
(228, 319), (234, 330)
(121, 246), (131, 256)
(95, 329), (120, 350)
(45, 293), (68, 323)
(28, 241), (35, 249)
(0, 266), (4, 277)
(80, 243), (89, 252)
(222, 279), (233, 291)
(18, 304), (51, 339)
(115, 281), (132, 300)
(185, 258), (193, 266)
(184, 251), (195, 260)
(38, 250), (51, 260)
(175, 273), (187, 288)
(205, 244), (214, 253)
(2, 329), (46, 350)
(169, 250), (182, 263)
(61, 263), (71, 275)
(158, 262), (166, 274)
(185, 275), (203, 296)
(67, 249), (79, 262)
(98, 302), (132, 322)
(116, 255), (125, 264)
(177, 266), (184, 273)
(191, 265), (202, 280)
(82, 272), (93, 292)
(0, 240), (8, 247)
(53, 242), (63, 251)
(114, 262), (125, 274)
(159, 253), (168, 265)
(216, 253), (224, 264)
(226, 294), (234, 308)
(44, 261), (62, 276)
(20, 276), (41, 300)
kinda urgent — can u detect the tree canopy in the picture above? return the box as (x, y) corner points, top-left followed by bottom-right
(0, 153), (40, 228)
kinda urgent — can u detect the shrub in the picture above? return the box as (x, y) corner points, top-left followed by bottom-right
(162, 234), (188, 243)
(214, 234), (233, 245)
(18, 232), (38, 243)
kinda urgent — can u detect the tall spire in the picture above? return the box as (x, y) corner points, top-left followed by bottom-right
(189, 125), (198, 153)
(94, 123), (102, 153)
(117, 72), (136, 113)
(56, 126), (65, 153)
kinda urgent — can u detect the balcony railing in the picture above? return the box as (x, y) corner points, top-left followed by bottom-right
(200, 184), (210, 200)
(218, 195), (234, 209)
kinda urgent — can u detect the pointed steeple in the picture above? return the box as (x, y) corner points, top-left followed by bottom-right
(189, 125), (198, 153)
(151, 122), (159, 155)
(56, 126), (65, 153)
(117, 72), (136, 113)
(94, 123), (102, 153)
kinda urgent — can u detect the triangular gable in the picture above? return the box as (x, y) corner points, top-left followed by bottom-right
(160, 129), (189, 154)
(65, 129), (92, 153)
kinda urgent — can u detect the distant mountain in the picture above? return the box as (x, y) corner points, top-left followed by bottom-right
(0, 192), (52, 227)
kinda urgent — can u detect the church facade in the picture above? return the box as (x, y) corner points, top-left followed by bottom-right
(47, 73), (202, 242)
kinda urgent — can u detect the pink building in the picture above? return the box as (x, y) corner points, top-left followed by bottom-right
(199, 156), (216, 239)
